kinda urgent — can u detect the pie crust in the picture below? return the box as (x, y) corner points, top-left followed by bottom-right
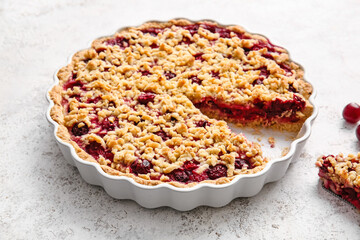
(49, 19), (313, 187)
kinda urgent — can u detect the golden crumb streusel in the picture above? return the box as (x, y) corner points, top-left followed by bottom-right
(49, 19), (313, 187)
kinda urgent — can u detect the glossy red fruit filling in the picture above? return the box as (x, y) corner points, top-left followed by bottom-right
(164, 72), (176, 80)
(180, 24), (200, 35)
(207, 164), (228, 179)
(211, 71), (220, 79)
(195, 120), (210, 128)
(85, 142), (114, 161)
(141, 28), (163, 36)
(181, 36), (193, 45)
(155, 130), (170, 141)
(251, 67), (270, 86)
(200, 24), (232, 38)
(90, 117), (119, 137)
(140, 70), (151, 76)
(342, 103), (360, 123)
(235, 152), (253, 169)
(108, 101), (116, 108)
(101, 117), (118, 131)
(105, 36), (130, 49)
(288, 83), (297, 93)
(149, 43), (158, 48)
(71, 122), (89, 136)
(279, 63), (293, 74)
(190, 76), (202, 85)
(63, 74), (84, 90)
(86, 96), (102, 104)
(195, 95), (306, 123)
(167, 161), (210, 183)
(169, 169), (189, 182)
(138, 92), (156, 104)
(321, 176), (360, 210)
(194, 53), (204, 61)
(130, 159), (152, 175)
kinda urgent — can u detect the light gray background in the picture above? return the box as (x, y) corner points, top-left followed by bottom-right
(1, 0), (360, 239)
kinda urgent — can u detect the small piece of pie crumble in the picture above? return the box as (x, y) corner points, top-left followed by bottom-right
(49, 19), (313, 187)
(316, 153), (360, 209)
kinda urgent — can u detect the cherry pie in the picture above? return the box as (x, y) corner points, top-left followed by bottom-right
(316, 154), (360, 209)
(49, 19), (313, 187)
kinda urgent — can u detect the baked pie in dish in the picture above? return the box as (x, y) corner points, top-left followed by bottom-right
(49, 19), (313, 187)
(316, 154), (360, 209)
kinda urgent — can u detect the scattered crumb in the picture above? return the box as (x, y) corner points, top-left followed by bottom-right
(257, 137), (262, 142)
(286, 135), (297, 141)
(281, 147), (290, 156)
(272, 224), (279, 229)
(250, 127), (262, 135)
(268, 137), (275, 148)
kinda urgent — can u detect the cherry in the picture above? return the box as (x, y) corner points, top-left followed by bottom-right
(356, 125), (360, 141)
(138, 92), (156, 105)
(155, 130), (170, 141)
(207, 164), (227, 179)
(196, 120), (209, 128)
(342, 103), (360, 123)
(170, 169), (189, 182)
(71, 122), (89, 136)
(164, 72), (176, 80)
(190, 76), (202, 85)
(130, 159), (152, 175)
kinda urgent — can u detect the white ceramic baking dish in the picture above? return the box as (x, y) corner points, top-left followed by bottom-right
(46, 20), (318, 211)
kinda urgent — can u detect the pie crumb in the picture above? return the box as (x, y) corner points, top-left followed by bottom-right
(268, 137), (275, 148)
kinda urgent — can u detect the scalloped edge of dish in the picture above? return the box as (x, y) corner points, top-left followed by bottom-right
(46, 18), (318, 211)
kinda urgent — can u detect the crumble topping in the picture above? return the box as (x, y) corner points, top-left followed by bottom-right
(316, 153), (360, 188)
(50, 19), (313, 187)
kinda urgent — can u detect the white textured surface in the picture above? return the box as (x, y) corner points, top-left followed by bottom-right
(1, 0), (360, 239)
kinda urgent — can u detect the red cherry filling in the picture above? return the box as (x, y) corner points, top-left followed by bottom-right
(63, 74), (84, 90)
(207, 164), (228, 180)
(71, 122), (89, 136)
(195, 95), (306, 123)
(190, 76), (202, 85)
(105, 36), (130, 49)
(141, 28), (163, 36)
(181, 24), (200, 35)
(149, 43), (158, 48)
(164, 72), (176, 80)
(167, 161), (214, 183)
(342, 103), (360, 123)
(235, 152), (253, 169)
(102, 117), (118, 131)
(196, 120), (210, 128)
(200, 24), (232, 38)
(140, 70), (151, 76)
(130, 159), (152, 175)
(181, 36), (193, 45)
(138, 92), (156, 105)
(288, 83), (297, 93)
(194, 53), (204, 61)
(155, 130), (170, 141)
(85, 142), (114, 161)
(169, 169), (189, 182)
(320, 173), (360, 210)
(211, 71), (220, 79)
(86, 96), (102, 104)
